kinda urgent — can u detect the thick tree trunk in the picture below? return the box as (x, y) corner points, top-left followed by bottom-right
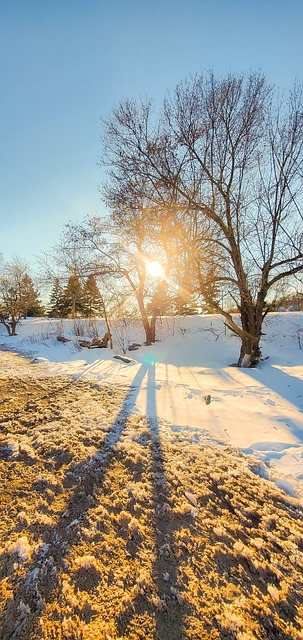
(0, 316), (18, 336)
(136, 296), (154, 346)
(10, 320), (17, 336)
(237, 300), (263, 367)
(237, 334), (262, 367)
(0, 318), (13, 336)
(142, 317), (153, 346)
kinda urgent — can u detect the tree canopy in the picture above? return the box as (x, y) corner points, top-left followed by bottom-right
(100, 71), (303, 364)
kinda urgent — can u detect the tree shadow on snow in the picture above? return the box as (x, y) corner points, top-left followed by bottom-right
(243, 362), (303, 417)
(0, 363), (189, 640)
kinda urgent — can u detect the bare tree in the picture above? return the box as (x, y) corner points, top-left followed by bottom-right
(64, 213), (169, 345)
(101, 72), (303, 365)
(0, 259), (43, 335)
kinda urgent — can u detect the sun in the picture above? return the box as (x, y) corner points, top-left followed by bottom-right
(146, 261), (164, 278)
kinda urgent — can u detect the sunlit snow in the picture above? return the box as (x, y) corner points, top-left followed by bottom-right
(1, 312), (302, 498)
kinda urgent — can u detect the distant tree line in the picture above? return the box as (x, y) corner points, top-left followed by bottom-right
(48, 274), (105, 319)
(0, 257), (106, 335)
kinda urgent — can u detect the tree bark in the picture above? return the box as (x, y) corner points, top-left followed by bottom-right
(139, 304), (153, 345)
(142, 315), (153, 346)
(0, 316), (18, 336)
(134, 290), (155, 346)
(237, 300), (263, 367)
(238, 334), (262, 367)
(100, 296), (113, 349)
(10, 319), (17, 336)
(0, 318), (13, 336)
(150, 315), (156, 343)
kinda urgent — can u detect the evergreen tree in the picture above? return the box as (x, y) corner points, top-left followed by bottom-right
(48, 278), (66, 317)
(62, 274), (83, 318)
(82, 275), (104, 317)
(20, 274), (44, 317)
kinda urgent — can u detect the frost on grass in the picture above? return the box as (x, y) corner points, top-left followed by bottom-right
(75, 555), (99, 570)
(4, 536), (32, 561)
(0, 350), (303, 640)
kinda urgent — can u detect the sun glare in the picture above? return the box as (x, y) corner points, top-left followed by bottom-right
(146, 261), (164, 278)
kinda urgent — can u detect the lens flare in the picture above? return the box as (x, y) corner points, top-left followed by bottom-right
(146, 261), (164, 278)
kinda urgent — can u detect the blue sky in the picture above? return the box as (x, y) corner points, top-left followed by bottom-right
(1, 0), (302, 267)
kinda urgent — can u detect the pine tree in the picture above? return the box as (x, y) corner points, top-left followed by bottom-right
(62, 274), (83, 318)
(82, 275), (104, 317)
(20, 274), (44, 317)
(48, 278), (66, 317)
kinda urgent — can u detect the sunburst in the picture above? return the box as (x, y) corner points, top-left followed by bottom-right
(146, 261), (164, 278)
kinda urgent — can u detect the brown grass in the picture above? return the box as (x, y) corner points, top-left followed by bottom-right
(0, 350), (303, 639)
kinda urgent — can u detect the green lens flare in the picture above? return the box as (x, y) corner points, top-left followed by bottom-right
(142, 352), (157, 365)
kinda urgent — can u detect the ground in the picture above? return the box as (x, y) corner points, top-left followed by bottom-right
(0, 350), (303, 640)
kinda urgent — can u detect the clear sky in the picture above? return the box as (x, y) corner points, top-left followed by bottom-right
(1, 0), (302, 268)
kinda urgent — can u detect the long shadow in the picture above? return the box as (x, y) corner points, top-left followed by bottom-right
(0, 363), (188, 639)
(0, 365), (148, 638)
(145, 364), (190, 639)
(243, 363), (303, 417)
(2, 358), (302, 639)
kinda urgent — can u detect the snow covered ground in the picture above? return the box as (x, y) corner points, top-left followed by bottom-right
(1, 313), (303, 639)
(1, 312), (303, 500)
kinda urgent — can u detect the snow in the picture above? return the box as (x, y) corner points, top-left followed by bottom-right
(1, 312), (303, 499)
(5, 536), (32, 561)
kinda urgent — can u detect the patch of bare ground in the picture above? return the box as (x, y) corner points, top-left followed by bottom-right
(0, 350), (303, 639)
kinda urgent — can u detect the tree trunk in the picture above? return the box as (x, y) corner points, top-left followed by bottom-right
(135, 295), (154, 346)
(0, 318), (14, 336)
(235, 289), (264, 367)
(71, 297), (76, 319)
(101, 296), (113, 349)
(149, 279), (166, 343)
(150, 315), (156, 343)
(10, 320), (17, 336)
(237, 334), (262, 367)
(141, 309), (153, 346)
(142, 316), (153, 346)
